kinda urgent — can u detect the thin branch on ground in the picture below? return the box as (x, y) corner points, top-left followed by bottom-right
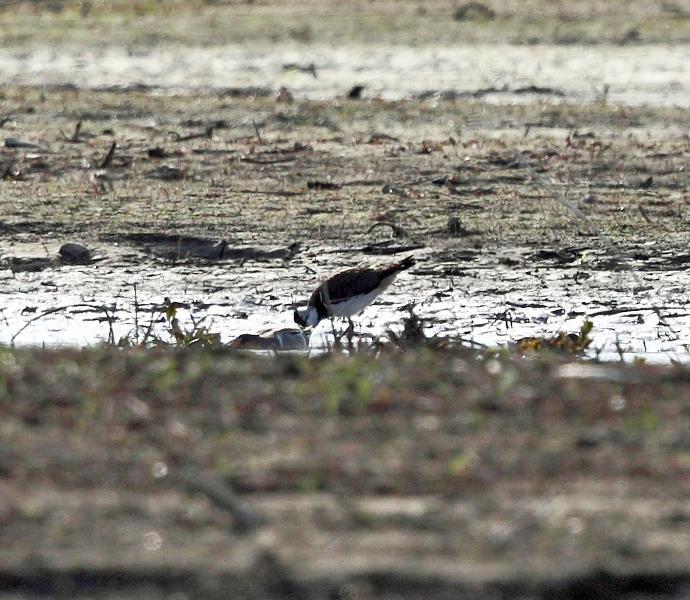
(11, 303), (116, 346)
(252, 119), (263, 144)
(133, 283), (139, 346)
(100, 142), (117, 168)
(513, 148), (678, 339)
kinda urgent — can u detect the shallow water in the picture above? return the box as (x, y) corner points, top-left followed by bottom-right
(2, 246), (690, 364)
(2, 42), (689, 107)
(1, 40), (689, 361)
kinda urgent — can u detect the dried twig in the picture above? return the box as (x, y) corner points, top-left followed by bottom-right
(169, 128), (212, 142)
(587, 306), (684, 318)
(382, 175), (446, 195)
(226, 188), (304, 196)
(139, 304), (162, 347)
(240, 155), (295, 165)
(173, 466), (263, 533)
(71, 121), (82, 142)
(361, 242), (425, 255)
(11, 303), (115, 345)
(638, 203), (653, 223)
(252, 119), (263, 144)
(514, 148), (677, 336)
(133, 284), (139, 346)
(100, 142), (116, 168)
(150, 430), (263, 533)
(367, 221), (407, 238)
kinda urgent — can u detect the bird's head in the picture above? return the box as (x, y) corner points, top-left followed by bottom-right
(294, 306), (320, 328)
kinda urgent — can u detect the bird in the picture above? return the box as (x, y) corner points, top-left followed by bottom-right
(230, 327), (310, 351)
(294, 255), (415, 330)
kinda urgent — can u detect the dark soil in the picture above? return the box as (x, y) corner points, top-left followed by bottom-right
(1, 346), (690, 599)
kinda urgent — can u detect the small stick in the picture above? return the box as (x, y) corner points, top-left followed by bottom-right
(139, 305), (161, 346)
(252, 119), (263, 144)
(638, 203), (653, 223)
(174, 466), (263, 533)
(71, 120), (82, 142)
(169, 130), (208, 142)
(100, 142), (116, 168)
(11, 303), (114, 346)
(152, 432), (263, 533)
(513, 148), (676, 335)
(133, 283), (139, 345)
(104, 304), (116, 345)
(240, 155), (295, 165)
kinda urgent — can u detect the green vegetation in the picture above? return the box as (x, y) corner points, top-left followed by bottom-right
(2, 339), (688, 492)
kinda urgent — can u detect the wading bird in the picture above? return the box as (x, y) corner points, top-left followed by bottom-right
(294, 255), (415, 331)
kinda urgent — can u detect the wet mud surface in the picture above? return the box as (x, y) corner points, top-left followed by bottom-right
(1, 88), (689, 361)
(3, 43), (689, 108)
(1, 2), (690, 598)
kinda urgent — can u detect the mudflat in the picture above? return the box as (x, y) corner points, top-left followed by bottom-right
(1, 87), (688, 357)
(1, 1), (689, 598)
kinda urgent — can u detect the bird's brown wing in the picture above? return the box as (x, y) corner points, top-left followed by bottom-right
(322, 268), (389, 304)
(311, 257), (415, 307)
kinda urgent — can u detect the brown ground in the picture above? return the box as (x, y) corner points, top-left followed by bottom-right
(2, 86), (688, 250)
(1, 87), (689, 598)
(1, 347), (690, 599)
(1, 1), (690, 598)
(1, 86), (689, 353)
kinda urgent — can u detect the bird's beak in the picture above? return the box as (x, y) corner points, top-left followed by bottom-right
(294, 309), (306, 327)
(292, 295), (304, 328)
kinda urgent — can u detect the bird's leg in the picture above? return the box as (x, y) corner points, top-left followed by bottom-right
(329, 317), (344, 350)
(346, 317), (355, 341)
(345, 318), (356, 352)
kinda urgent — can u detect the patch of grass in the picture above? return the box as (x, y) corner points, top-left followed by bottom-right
(514, 319), (594, 355)
(114, 299), (222, 349)
(321, 355), (376, 414)
(1, 342), (688, 496)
